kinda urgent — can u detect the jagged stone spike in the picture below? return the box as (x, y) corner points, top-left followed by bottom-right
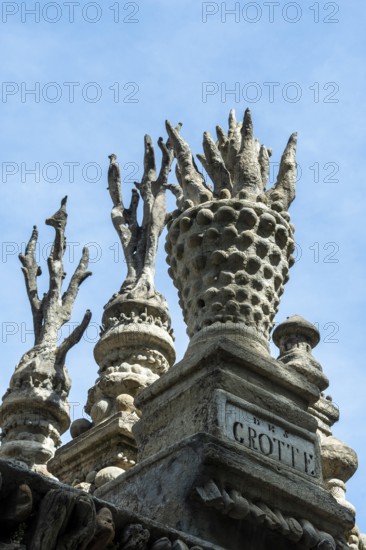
(233, 108), (263, 196)
(228, 109), (237, 139)
(267, 132), (297, 210)
(216, 125), (227, 147)
(142, 134), (157, 183)
(166, 120), (212, 206)
(258, 144), (270, 191)
(108, 154), (123, 208)
(240, 108), (254, 148)
(200, 131), (232, 196)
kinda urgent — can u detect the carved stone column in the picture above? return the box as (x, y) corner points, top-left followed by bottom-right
(274, 315), (361, 548)
(49, 137), (175, 491)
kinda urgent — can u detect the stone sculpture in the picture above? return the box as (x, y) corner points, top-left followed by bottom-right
(94, 109), (362, 550)
(89, 138), (176, 425)
(165, 108), (297, 355)
(0, 197), (91, 475)
(1, 107), (364, 549)
(50, 135), (176, 489)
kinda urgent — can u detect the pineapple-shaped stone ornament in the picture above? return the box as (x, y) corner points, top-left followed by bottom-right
(165, 108), (297, 355)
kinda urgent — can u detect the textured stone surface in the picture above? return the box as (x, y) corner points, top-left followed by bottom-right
(165, 108), (297, 355)
(273, 315), (329, 390)
(310, 393), (360, 543)
(97, 342), (353, 549)
(87, 144), (176, 427)
(166, 199), (294, 352)
(51, 139), (176, 488)
(0, 198), (91, 474)
(49, 412), (136, 487)
(0, 460), (212, 550)
(2, 107), (364, 549)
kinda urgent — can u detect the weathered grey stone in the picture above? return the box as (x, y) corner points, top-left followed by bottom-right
(96, 339), (353, 549)
(85, 507), (114, 550)
(0, 460), (218, 550)
(165, 110), (297, 354)
(49, 412), (136, 488)
(2, 483), (32, 527)
(119, 523), (150, 549)
(273, 315), (328, 392)
(151, 538), (172, 550)
(70, 419), (93, 439)
(0, 107), (363, 550)
(0, 198), (91, 475)
(94, 466), (124, 488)
(51, 140), (176, 486)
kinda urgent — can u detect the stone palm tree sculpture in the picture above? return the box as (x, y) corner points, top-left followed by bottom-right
(0, 197), (91, 475)
(165, 107), (297, 355)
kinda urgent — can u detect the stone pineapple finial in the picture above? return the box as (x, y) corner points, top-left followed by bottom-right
(0, 197), (91, 475)
(165, 107), (297, 354)
(166, 107), (297, 209)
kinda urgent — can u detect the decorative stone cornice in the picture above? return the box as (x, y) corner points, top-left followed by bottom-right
(0, 460), (209, 549)
(195, 478), (347, 549)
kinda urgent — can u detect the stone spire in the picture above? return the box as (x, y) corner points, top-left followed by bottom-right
(165, 108), (297, 355)
(0, 197), (91, 476)
(49, 137), (176, 491)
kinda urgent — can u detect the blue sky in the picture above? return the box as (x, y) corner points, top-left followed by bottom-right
(0, 0), (365, 531)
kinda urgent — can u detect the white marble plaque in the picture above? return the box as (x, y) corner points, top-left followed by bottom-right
(221, 400), (317, 477)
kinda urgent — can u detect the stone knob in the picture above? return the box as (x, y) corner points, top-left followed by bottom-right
(273, 314), (320, 355)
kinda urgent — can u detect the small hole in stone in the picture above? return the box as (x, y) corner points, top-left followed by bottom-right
(197, 299), (205, 308)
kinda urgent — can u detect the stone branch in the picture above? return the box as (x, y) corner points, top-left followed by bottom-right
(135, 134), (174, 292)
(19, 226), (43, 344)
(197, 132), (232, 197)
(233, 107), (263, 196)
(56, 309), (92, 366)
(33, 197), (92, 350)
(108, 133), (175, 298)
(18, 198), (92, 350)
(62, 247), (91, 318)
(166, 107), (297, 212)
(165, 120), (213, 207)
(266, 131), (297, 210)
(0, 197), (92, 471)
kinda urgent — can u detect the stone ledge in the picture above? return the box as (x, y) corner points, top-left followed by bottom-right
(135, 338), (323, 410)
(0, 459), (221, 549)
(95, 432), (354, 548)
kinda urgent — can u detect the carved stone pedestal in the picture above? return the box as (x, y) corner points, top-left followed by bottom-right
(96, 339), (354, 550)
